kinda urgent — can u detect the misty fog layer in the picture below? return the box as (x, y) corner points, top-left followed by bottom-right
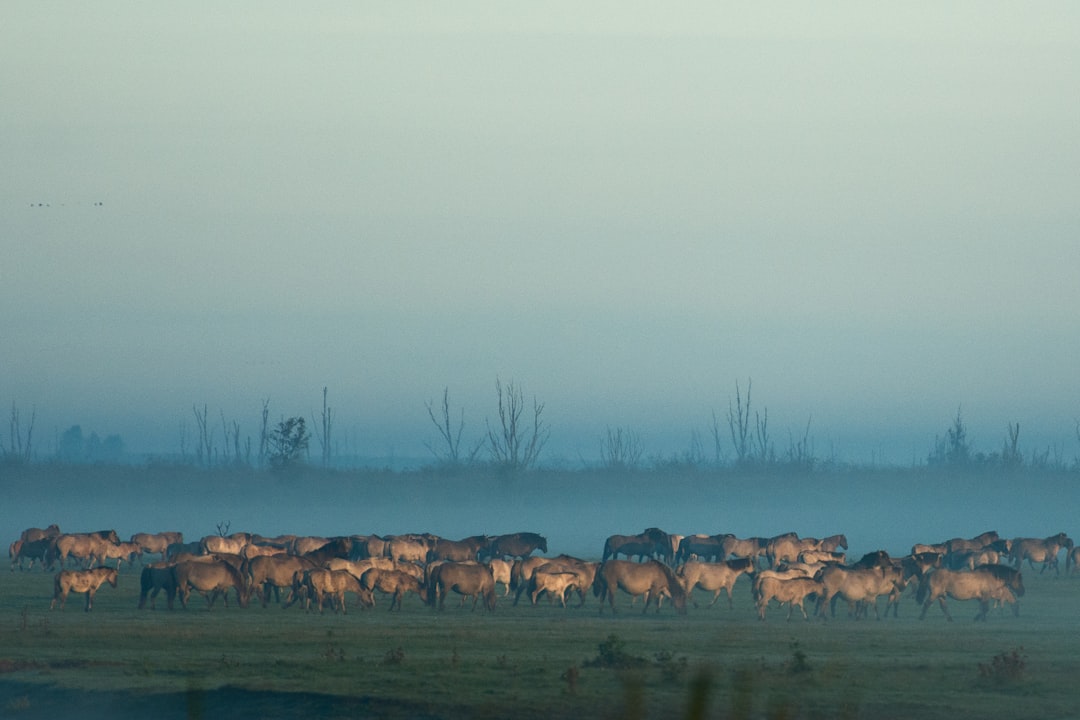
(4, 466), (1072, 562)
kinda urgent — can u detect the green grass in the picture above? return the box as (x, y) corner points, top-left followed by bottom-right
(2, 566), (1079, 719)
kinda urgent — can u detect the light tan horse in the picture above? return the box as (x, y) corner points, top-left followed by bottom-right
(754, 575), (823, 621)
(360, 568), (424, 611)
(96, 541), (142, 570)
(816, 564), (906, 620)
(917, 565), (1024, 621)
(486, 558), (513, 596)
(594, 560), (687, 615)
(130, 532), (183, 562)
(301, 568), (372, 613)
(51, 567), (118, 611)
(677, 558), (756, 609)
(528, 567), (580, 607)
(51, 533), (114, 569)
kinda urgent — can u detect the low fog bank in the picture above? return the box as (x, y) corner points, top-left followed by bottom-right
(2, 465), (1074, 560)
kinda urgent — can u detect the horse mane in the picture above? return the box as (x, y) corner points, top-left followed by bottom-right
(727, 557), (753, 572)
(651, 561), (686, 599)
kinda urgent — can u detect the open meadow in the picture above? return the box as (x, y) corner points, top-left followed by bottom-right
(1, 558), (1079, 720)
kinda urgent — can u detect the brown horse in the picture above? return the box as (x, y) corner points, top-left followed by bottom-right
(677, 558), (756, 609)
(720, 535), (770, 565)
(602, 528), (668, 563)
(1011, 533), (1072, 575)
(173, 560), (250, 609)
(488, 532), (548, 560)
(247, 554), (318, 607)
(360, 568), (424, 611)
(51, 567), (118, 611)
(10, 538), (53, 571)
(428, 562), (497, 611)
(594, 560), (687, 615)
(917, 564), (1025, 621)
(20, 524), (61, 544)
(428, 535), (491, 563)
(138, 562), (177, 610)
(676, 534), (729, 564)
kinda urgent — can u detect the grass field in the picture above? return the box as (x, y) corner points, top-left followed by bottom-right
(1, 562), (1078, 720)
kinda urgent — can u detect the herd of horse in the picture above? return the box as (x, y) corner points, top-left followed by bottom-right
(8, 524), (1073, 621)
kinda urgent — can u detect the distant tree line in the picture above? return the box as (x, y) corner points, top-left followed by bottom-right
(3, 380), (1079, 474)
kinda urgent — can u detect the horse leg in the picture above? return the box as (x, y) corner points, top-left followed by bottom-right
(974, 599), (989, 622)
(85, 589), (94, 612)
(937, 597), (953, 621)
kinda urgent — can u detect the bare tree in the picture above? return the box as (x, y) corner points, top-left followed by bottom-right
(258, 398), (270, 467)
(192, 404), (214, 467)
(727, 379), (752, 465)
(311, 387), (334, 467)
(755, 407), (773, 464)
(484, 378), (549, 472)
(425, 387), (481, 467)
(785, 417), (814, 469)
(710, 410), (728, 465)
(4, 402), (35, 463)
(600, 426), (644, 471)
(1001, 422), (1022, 469)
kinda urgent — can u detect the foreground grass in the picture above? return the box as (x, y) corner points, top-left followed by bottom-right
(1, 567), (1079, 719)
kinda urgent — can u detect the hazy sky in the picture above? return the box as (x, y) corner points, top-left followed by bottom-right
(4, 3), (1079, 465)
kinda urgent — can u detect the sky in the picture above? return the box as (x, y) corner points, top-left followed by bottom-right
(3, 3), (1080, 466)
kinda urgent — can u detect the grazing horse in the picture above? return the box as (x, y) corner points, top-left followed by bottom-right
(917, 565), (1025, 621)
(602, 528), (669, 563)
(755, 576), (823, 621)
(528, 566), (580, 608)
(428, 562), (497, 611)
(488, 532), (548, 560)
(360, 568), (424, 611)
(677, 558), (756, 610)
(594, 560), (687, 615)
(1011, 533), (1072, 575)
(51, 567), (118, 611)
(173, 560), (250, 609)
(302, 568), (373, 613)
(387, 536), (433, 564)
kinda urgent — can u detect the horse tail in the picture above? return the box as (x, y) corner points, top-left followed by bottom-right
(592, 563), (608, 599)
(602, 539), (614, 562)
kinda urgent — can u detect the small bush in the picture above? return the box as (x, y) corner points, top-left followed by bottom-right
(583, 634), (647, 670)
(978, 647), (1026, 682)
(382, 647), (405, 666)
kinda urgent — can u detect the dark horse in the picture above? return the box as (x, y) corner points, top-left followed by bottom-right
(488, 533), (547, 560)
(603, 528), (670, 563)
